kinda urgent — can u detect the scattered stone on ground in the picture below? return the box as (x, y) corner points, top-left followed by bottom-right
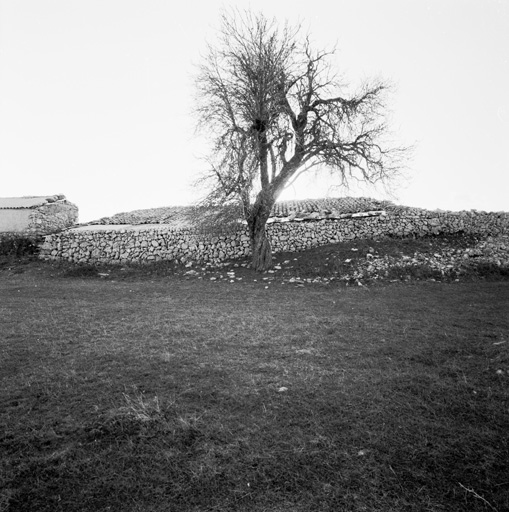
(176, 234), (509, 286)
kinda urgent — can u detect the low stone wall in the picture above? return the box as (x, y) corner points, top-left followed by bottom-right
(39, 208), (509, 265)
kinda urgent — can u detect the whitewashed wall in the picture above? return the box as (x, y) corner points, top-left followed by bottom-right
(0, 202), (78, 236)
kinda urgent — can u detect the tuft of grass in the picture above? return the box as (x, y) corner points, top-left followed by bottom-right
(111, 388), (163, 423)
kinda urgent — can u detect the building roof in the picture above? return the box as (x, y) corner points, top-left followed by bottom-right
(0, 195), (67, 209)
(270, 197), (393, 218)
(84, 197), (396, 228)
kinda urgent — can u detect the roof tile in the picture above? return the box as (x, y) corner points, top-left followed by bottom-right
(0, 195), (66, 209)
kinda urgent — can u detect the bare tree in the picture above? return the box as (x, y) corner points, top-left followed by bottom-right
(195, 10), (407, 271)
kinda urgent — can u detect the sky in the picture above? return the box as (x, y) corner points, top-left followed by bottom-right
(1, 0), (508, 222)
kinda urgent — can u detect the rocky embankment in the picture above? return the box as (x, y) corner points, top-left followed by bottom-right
(81, 234), (508, 287)
(330, 234), (509, 284)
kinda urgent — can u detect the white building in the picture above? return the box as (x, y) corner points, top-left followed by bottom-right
(0, 195), (78, 235)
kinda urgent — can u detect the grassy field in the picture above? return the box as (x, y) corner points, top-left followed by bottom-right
(1, 236), (509, 511)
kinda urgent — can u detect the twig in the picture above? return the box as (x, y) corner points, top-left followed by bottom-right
(458, 482), (499, 512)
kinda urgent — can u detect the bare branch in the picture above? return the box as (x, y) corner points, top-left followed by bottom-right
(193, 9), (409, 270)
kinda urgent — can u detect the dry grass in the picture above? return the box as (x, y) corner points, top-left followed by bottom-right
(1, 237), (508, 511)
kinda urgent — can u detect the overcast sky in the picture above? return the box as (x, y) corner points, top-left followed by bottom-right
(1, 0), (508, 222)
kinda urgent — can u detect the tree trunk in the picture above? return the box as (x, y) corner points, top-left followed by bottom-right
(248, 192), (274, 271)
(251, 222), (272, 272)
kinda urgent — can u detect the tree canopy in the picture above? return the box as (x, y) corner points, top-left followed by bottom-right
(195, 10), (407, 270)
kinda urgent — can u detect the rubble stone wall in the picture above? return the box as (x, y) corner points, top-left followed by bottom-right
(27, 202), (78, 235)
(39, 208), (509, 265)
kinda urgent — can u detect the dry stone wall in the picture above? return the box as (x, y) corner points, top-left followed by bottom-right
(39, 208), (509, 266)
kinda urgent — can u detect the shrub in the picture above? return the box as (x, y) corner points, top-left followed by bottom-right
(466, 261), (509, 279)
(0, 234), (43, 258)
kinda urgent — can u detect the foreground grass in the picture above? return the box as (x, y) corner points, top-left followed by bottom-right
(1, 261), (508, 511)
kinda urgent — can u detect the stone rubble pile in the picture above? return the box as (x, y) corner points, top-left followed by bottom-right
(332, 235), (509, 283)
